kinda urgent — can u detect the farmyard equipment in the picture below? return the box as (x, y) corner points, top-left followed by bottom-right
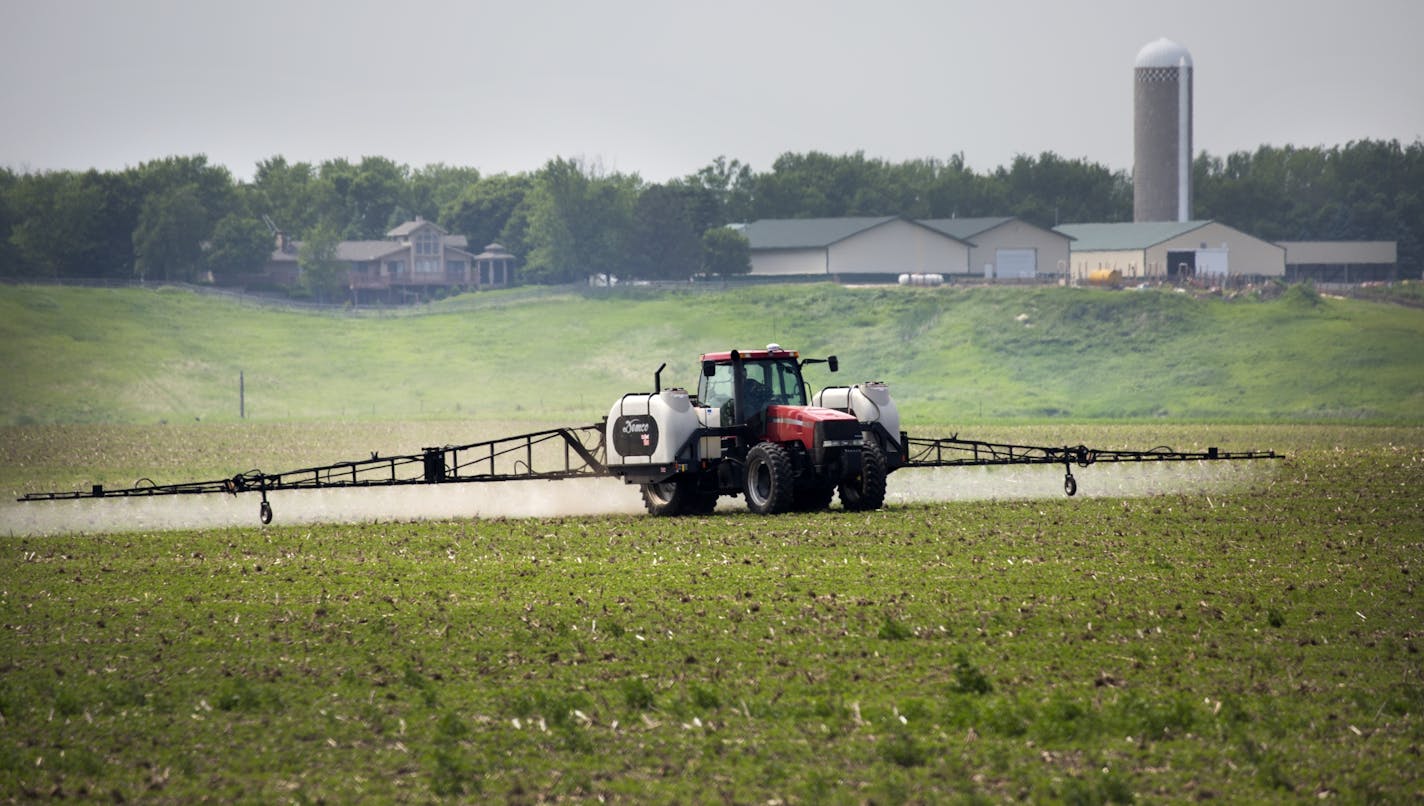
(19, 345), (1278, 522)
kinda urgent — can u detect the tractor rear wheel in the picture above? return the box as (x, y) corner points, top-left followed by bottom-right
(641, 478), (714, 516)
(839, 438), (888, 511)
(744, 442), (794, 515)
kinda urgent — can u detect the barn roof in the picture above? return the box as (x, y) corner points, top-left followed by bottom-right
(739, 217), (898, 249)
(918, 217), (1015, 240)
(740, 216), (977, 250)
(1053, 221), (1211, 250)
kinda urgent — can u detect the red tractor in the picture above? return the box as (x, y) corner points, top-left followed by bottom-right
(603, 345), (905, 515)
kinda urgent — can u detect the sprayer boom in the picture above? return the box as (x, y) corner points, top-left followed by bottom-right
(19, 425), (607, 524)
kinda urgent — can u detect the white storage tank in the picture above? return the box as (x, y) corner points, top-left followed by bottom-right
(897, 273), (944, 287)
(605, 388), (701, 467)
(813, 382), (900, 440)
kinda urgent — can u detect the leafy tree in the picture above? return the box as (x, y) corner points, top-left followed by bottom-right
(132, 155), (238, 227)
(8, 170), (124, 278)
(701, 227), (751, 277)
(0, 168), (20, 276)
(313, 156), (412, 239)
(297, 222), (347, 303)
(996, 152), (1130, 227)
(682, 156), (755, 226)
(205, 214), (275, 282)
(133, 184), (208, 282)
(625, 184), (701, 280)
(409, 163), (481, 223)
(522, 157), (637, 284)
(752, 150), (908, 219)
(920, 153), (1002, 219)
(85, 169), (146, 279)
(442, 173), (533, 253)
(252, 156), (320, 237)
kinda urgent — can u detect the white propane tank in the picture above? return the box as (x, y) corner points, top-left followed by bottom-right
(605, 388), (700, 466)
(896, 273), (944, 287)
(813, 382), (900, 439)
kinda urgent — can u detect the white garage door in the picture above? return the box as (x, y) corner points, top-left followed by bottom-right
(994, 248), (1037, 279)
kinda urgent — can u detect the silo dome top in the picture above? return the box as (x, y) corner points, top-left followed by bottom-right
(1135, 37), (1192, 69)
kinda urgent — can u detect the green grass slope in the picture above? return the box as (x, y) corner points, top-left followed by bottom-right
(2, 283), (1421, 426)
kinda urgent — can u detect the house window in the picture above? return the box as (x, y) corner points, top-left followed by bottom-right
(416, 259), (440, 273)
(387, 260), (405, 276)
(415, 231), (441, 256)
(447, 260), (465, 275)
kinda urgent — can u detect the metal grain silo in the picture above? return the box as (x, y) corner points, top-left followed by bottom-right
(1133, 38), (1193, 222)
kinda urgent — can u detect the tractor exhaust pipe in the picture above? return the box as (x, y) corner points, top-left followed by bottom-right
(653, 363), (667, 394)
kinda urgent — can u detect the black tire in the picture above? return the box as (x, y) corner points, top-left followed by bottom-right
(744, 442), (794, 515)
(792, 482), (835, 512)
(839, 438), (888, 511)
(641, 478), (713, 517)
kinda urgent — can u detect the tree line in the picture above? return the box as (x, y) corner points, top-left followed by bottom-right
(1, 139), (1419, 288)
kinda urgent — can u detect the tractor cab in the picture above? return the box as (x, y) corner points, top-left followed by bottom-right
(698, 344), (840, 428)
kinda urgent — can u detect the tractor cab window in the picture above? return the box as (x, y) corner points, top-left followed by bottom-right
(699, 363), (736, 410)
(700, 358), (806, 424)
(745, 359), (807, 408)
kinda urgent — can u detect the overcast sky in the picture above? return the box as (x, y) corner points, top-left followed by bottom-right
(3, 0), (1421, 183)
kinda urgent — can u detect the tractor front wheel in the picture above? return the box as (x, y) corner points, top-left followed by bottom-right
(744, 442), (794, 515)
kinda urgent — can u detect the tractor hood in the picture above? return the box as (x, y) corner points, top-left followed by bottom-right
(764, 405), (863, 455)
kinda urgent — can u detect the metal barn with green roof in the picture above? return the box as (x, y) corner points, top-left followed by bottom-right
(738, 217), (970, 278)
(738, 216), (1069, 280)
(1053, 220), (1285, 283)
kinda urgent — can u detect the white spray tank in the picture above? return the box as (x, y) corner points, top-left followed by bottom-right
(813, 382), (901, 443)
(605, 388), (701, 467)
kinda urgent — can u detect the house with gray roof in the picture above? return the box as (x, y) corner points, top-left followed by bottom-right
(1054, 220), (1284, 282)
(261, 217), (513, 302)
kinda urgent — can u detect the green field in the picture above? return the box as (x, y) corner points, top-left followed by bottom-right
(2, 285), (1422, 801)
(1, 423), (1421, 802)
(3, 282), (1423, 426)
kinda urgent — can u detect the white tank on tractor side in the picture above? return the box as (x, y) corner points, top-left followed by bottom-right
(605, 388), (702, 467)
(813, 382), (901, 441)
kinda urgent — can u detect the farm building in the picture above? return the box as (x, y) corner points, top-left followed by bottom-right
(919, 217), (1072, 280)
(1278, 241), (1399, 284)
(737, 216), (1068, 281)
(737, 217), (970, 280)
(1054, 220), (1285, 283)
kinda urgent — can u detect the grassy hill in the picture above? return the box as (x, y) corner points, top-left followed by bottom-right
(2, 282), (1422, 426)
